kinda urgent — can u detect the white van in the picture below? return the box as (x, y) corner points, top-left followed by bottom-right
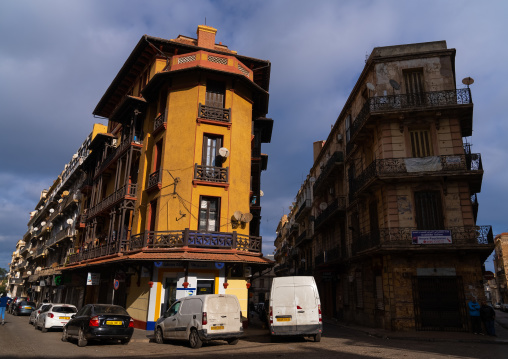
(154, 294), (243, 348)
(269, 276), (322, 341)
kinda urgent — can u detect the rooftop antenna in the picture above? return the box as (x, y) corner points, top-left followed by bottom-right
(462, 77), (474, 88)
(205, 17), (206, 26)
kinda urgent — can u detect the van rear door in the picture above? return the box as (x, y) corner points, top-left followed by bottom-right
(206, 295), (240, 333)
(294, 284), (319, 331)
(272, 285), (297, 332)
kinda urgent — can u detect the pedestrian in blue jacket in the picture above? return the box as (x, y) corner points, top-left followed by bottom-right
(468, 296), (482, 334)
(0, 293), (12, 325)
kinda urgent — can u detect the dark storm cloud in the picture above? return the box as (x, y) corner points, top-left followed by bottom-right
(1, 0), (507, 270)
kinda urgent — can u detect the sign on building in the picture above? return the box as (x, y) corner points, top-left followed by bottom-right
(87, 272), (100, 285)
(412, 230), (452, 244)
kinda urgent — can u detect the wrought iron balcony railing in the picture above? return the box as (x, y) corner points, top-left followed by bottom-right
(295, 230), (309, 247)
(313, 151), (344, 193)
(351, 225), (493, 255)
(198, 103), (231, 123)
(147, 169), (162, 190)
(314, 196), (346, 229)
(153, 112), (167, 133)
(86, 184), (137, 219)
(347, 88), (472, 153)
(194, 164), (228, 183)
(295, 199), (311, 220)
(95, 133), (143, 177)
(129, 229), (262, 253)
(350, 154), (482, 197)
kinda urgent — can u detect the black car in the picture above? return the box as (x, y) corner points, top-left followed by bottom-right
(12, 300), (36, 316)
(62, 304), (134, 347)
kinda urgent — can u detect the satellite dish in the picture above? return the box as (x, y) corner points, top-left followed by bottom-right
(462, 77), (474, 87)
(219, 147), (230, 158)
(233, 211), (243, 221)
(260, 190), (264, 197)
(67, 218), (74, 225)
(241, 213), (253, 223)
(389, 79), (401, 90)
(319, 202), (328, 211)
(309, 177), (316, 183)
(366, 82), (375, 91)
(49, 208), (54, 213)
(41, 222), (46, 226)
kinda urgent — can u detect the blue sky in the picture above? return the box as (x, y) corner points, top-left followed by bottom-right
(1, 0), (506, 272)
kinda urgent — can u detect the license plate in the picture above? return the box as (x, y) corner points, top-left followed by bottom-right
(25, 306), (32, 309)
(106, 321), (122, 325)
(277, 318), (291, 322)
(211, 325), (224, 330)
(59, 316), (70, 320)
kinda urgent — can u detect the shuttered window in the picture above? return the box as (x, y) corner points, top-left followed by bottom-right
(410, 130), (432, 157)
(205, 80), (225, 108)
(414, 191), (444, 230)
(404, 69), (424, 95)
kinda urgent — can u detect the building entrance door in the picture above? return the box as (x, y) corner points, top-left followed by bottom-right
(412, 276), (468, 332)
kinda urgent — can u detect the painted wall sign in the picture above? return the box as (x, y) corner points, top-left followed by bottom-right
(87, 272), (100, 285)
(412, 230), (452, 244)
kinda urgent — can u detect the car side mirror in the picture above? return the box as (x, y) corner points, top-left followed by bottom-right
(71, 314), (75, 319)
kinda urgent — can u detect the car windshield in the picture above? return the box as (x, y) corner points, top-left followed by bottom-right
(19, 301), (35, 306)
(93, 305), (128, 315)
(52, 306), (77, 313)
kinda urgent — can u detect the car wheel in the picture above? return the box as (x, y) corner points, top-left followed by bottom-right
(189, 328), (202, 349)
(41, 321), (48, 333)
(35, 322), (39, 330)
(314, 333), (321, 342)
(62, 327), (69, 342)
(77, 328), (87, 347)
(28, 318), (32, 324)
(227, 338), (239, 345)
(155, 327), (164, 344)
(120, 338), (130, 345)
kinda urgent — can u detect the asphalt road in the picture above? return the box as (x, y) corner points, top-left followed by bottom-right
(1, 311), (507, 359)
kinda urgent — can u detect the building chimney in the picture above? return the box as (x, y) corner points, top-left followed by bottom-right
(313, 141), (325, 163)
(197, 25), (217, 49)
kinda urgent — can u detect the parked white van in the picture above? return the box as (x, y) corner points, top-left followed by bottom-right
(269, 276), (322, 341)
(154, 294), (243, 348)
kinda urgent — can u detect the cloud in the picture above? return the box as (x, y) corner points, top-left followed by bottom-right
(1, 0), (507, 268)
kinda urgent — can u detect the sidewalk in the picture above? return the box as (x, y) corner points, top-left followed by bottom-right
(322, 312), (508, 345)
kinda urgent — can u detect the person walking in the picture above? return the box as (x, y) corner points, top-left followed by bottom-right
(480, 301), (496, 336)
(468, 296), (482, 334)
(0, 293), (12, 325)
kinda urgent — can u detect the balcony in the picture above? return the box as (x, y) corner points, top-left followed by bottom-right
(314, 196), (346, 230)
(347, 88), (473, 154)
(86, 184), (137, 220)
(95, 133), (143, 179)
(129, 229), (262, 253)
(350, 154), (483, 199)
(198, 103), (231, 124)
(147, 169), (162, 192)
(153, 112), (167, 135)
(351, 225), (493, 255)
(193, 164), (229, 186)
(68, 242), (118, 264)
(295, 199), (311, 220)
(313, 151), (344, 194)
(295, 230), (311, 247)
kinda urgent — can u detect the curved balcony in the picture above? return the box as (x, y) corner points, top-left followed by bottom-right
(352, 225), (493, 255)
(347, 88), (473, 154)
(129, 229), (262, 253)
(350, 154), (483, 199)
(313, 151), (344, 194)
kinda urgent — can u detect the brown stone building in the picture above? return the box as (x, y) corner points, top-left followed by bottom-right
(274, 41), (493, 332)
(493, 233), (508, 304)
